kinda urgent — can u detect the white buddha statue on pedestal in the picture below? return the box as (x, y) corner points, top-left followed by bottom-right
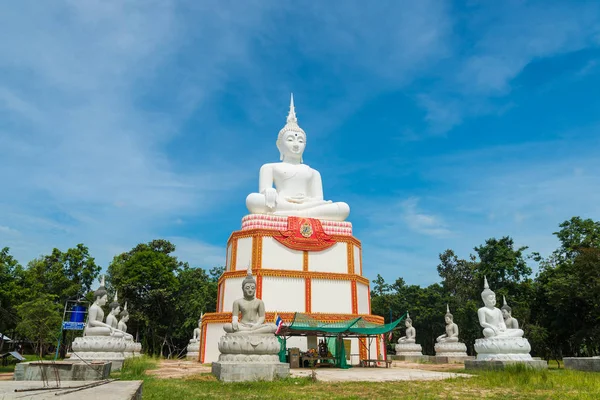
(245, 95), (350, 222)
(434, 305), (468, 357)
(186, 314), (202, 360)
(71, 276), (129, 369)
(473, 277), (532, 361)
(395, 312), (423, 356)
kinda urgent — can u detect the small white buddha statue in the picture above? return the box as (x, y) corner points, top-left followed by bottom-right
(245, 95), (350, 221)
(501, 296), (519, 329)
(105, 292), (133, 340)
(189, 315), (202, 344)
(436, 305), (459, 343)
(223, 268), (277, 334)
(117, 302), (131, 334)
(477, 277), (524, 338)
(397, 312), (416, 344)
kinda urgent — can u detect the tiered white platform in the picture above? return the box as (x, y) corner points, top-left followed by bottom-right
(200, 215), (385, 363)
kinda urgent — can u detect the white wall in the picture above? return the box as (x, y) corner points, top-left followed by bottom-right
(221, 277), (244, 312)
(311, 279), (352, 313)
(308, 243), (347, 274)
(356, 282), (370, 314)
(261, 238), (303, 270)
(203, 322), (225, 363)
(235, 237), (252, 271)
(261, 276), (305, 312)
(226, 243), (232, 271)
(353, 245), (361, 275)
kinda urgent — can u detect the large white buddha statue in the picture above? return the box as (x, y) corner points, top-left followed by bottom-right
(245, 95), (350, 222)
(477, 277), (524, 338)
(473, 277), (533, 362)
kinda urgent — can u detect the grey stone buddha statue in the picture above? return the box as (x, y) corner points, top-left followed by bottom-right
(223, 269), (277, 334)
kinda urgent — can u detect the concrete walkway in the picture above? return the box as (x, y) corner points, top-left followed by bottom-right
(0, 380), (143, 399)
(291, 367), (471, 382)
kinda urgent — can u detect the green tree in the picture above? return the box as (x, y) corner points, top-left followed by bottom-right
(552, 217), (600, 263)
(0, 247), (24, 352)
(15, 294), (62, 357)
(23, 244), (100, 304)
(108, 239), (183, 356)
(170, 265), (223, 357)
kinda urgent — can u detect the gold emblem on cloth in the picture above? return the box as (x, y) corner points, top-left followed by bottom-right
(300, 221), (313, 238)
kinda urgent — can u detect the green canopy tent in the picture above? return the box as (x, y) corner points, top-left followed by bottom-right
(276, 313), (406, 368)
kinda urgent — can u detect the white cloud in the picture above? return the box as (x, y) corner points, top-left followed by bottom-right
(415, 1), (600, 134)
(0, 1), (268, 266)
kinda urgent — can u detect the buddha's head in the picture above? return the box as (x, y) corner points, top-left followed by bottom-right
(109, 290), (120, 315)
(501, 296), (512, 319)
(277, 94), (306, 162)
(110, 302), (120, 315)
(242, 268), (257, 299)
(120, 301), (129, 321)
(481, 276), (496, 307)
(405, 312), (413, 328)
(93, 276), (108, 305)
(445, 304), (453, 324)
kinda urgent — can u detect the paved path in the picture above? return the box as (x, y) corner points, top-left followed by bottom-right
(0, 380), (143, 399)
(291, 367), (471, 382)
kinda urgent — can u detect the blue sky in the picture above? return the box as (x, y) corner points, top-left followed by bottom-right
(1, 0), (600, 287)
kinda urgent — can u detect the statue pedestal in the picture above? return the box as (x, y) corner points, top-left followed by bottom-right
(474, 336), (532, 361)
(212, 332), (289, 382)
(395, 342), (423, 356)
(212, 362), (289, 382)
(70, 336), (141, 371)
(200, 216), (385, 364)
(186, 341), (200, 361)
(434, 342), (468, 357)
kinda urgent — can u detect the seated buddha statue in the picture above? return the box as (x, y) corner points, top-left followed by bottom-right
(189, 316), (202, 344)
(397, 313), (416, 344)
(245, 95), (350, 222)
(501, 296), (520, 330)
(223, 269), (277, 334)
(105, 292), (133, 340)
(436, 305), (459, 343)
(477, 277), (524, 338)
(84, 276), (115, 336)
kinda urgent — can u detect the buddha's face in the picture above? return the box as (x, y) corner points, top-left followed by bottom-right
(97, 294), (108, 306)
(445, 316), (452, 324)
(279, 131), (306, 158)
(112, 306), (121, 315)
(405, 320), (412, 328)
(243, 282), (256, 298)
(122, 315), (129, 323)
(502, 309), (511, 319)
(483, 293), (496, 307)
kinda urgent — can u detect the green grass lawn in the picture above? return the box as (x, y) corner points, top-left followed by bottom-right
(114, 357), (600, 400)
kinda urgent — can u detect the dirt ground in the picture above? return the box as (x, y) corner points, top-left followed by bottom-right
(0, 373), (13, 381)
(147, 359), (212, 379)
(146, 359), (465, 379)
